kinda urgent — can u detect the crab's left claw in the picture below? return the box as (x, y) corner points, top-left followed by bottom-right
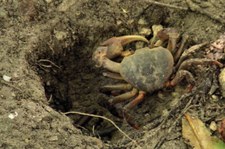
(100, 35), (149, 59)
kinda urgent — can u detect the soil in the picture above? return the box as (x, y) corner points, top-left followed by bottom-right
(0, 0), (225, 148)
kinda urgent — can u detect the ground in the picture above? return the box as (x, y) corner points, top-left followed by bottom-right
(0, 0), (225, 149)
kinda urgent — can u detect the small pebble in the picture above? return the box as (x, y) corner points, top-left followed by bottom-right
(49, 136), (58, 141)
(138, 27), (151, 36)
(209, 121), (217, 131)
(54, 31), (67, 41)
(211, 95), (219, 102)
(3, 75), (11, 82)
(45, 0), (52, 3)
(138, 18), (147, 25)
(8, 112), (18, 119)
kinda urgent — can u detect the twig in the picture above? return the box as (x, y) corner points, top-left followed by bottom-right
(47, 94), (53, 103)
(145, 0), (188, 10)
(154, 93), (193, 149)
(168, 97), (194, 133)
(63, 111), (139, 146)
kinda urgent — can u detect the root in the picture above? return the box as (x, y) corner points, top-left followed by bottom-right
(38, 59), (60, 69)
(63, 111), (139, 146)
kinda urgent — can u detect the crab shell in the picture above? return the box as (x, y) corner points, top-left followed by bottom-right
(120, 47), (174, 92)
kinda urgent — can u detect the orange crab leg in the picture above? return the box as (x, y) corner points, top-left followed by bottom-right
(171, 70), (195, 86)
(108, 88), (138, 104)
(123, 91), (146, 111)
(164, 70), (195, 92)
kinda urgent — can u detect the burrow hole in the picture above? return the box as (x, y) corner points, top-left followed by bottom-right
(27, 38), (142, 141)
(27, 33), (170, 142)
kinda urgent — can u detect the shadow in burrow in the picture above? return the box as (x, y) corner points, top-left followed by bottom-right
(24, 36), (136, 138)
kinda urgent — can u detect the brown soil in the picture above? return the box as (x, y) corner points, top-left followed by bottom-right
(0, 0), (225, 148)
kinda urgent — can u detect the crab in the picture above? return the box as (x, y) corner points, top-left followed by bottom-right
(92, 25), (223, 112)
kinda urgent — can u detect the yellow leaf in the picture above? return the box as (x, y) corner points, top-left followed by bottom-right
(182, 113), (225, 149)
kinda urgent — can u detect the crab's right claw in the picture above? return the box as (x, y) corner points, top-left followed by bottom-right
(100, 35), (149, 59)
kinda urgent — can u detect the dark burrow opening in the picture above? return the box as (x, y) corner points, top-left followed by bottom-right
(27, 31), (179, 142)
(27, 39), (139, 141)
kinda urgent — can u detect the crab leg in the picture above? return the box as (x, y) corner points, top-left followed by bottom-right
(108, 88), (138, 104)
(100, 83), (133, 92)
(174, 42), (208, 70)
(165, 70), (195, 92)
(173, 34), (189, 62)
(169, 70), (195, 86)
(178, 58), (223, 71)
(100, 57), (121, 73)
(124, 91), (146, 111)
(100, 35), (148, 59)
(102, 71), (123, 80)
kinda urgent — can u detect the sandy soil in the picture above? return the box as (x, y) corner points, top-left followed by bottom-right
(0, 0), (225, 148)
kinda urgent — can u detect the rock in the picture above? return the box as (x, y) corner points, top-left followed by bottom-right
(219, 68), (225, 97)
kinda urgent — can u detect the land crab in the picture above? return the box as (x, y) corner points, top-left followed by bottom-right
(92, 25), (223, 112)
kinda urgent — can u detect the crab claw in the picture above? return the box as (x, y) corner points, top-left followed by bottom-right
(99, 35), (149, 59)
(92, 35), (148, 68)
(157, 28), (180, 53)
(92, 46), (108, 67)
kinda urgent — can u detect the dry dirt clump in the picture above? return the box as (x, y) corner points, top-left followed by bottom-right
(0, 0), (225, 148)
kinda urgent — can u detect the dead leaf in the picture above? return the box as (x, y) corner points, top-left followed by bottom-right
(218, 119), (225, 142)
(182, 113), (225, 149)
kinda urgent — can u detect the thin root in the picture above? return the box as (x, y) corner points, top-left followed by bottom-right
(63, 111), (139, 146)
(38, 59), (61, 69)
